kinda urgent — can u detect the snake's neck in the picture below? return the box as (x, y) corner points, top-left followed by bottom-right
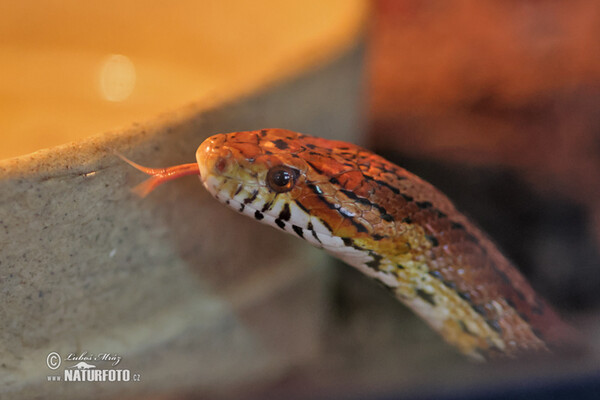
(320, 219), (576, 360)
(340, 250), (530, 360)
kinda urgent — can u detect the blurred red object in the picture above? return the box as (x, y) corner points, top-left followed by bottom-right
(368, 0), (600, 247)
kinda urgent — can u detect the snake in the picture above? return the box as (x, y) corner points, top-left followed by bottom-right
(121, 128), (577, 360)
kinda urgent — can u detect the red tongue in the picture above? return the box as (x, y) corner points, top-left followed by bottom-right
(117, 152), (200, 197)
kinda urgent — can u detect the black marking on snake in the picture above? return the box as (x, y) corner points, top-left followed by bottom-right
(487, 319), (503, 334)
(416, 201), (433, 209)
(265, 150), (273, 155)
(505, 298), (516, 309)
(453, 222), (471, 233)
(340, 189), (370, 206)
(532, 298), (546, 315)
(341, 237), (389, 272)
(515, 290), (526, 302)
(490, 261), (511, 285)
(342, 237), (354, 247)
(459, 320), (476, 336)
(292, 225), (304, 238)
(278, 203), (291, 221)
(372, 233), (384, 241)
(260, 129), (268, 137)
(306, 160), (325, 175)
(435, 210), (447, 219)
(443, 280), (457, 290)
(340, 188), (393, 222)
(472, 304), (487, 317)
(295, 200), (309, 214)
(307, 183), (370, 233)
(271, 139), (289, 150)
(261, 200), (274, 212)
(416, 289), (436, 306)
(357, 178), (455, 230)
(397, 263), (405, 269)
(307, 183), (336, 210)
(244, 189), (259, 204)
(429, 270), (442, 279)
(362, 175), (401, 195)
(239, 203), (245, 212)
(401, 193), (414, 202)
(425, 234), (439, 247)
(402, 217), (412, 224)
(234, 185), (243, 196)
(518, 310), (530, 323)
(225, 200), (230, 205)
(307, 183), (325, 196)
(275, 219), (286, 229)
(305, 143), (317, 149)
(307, 222), (322, 244)
(254, 210), (264, 220)
(532, 328), (545, 341)
(382, 213), (394, 222)
(379, 162), (405, 176)
(459, 291), (473, 302)
(451, 221), (466, 230)
(373, 178), (401, 194)
(349, 219), (368, 233)
(465, 232), (479, 243)
(366, 253), (384, 271)
(329, 177), (340, 185)
(342, 237), (367, 252)
(319, 219), (334, 233)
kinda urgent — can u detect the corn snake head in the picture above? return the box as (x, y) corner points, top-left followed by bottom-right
(123, 128), (578, 360)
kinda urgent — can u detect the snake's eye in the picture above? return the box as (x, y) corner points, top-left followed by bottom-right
(266, 165), (298, 193)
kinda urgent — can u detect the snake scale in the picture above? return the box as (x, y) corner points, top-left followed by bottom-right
(122, 128), (577, 360)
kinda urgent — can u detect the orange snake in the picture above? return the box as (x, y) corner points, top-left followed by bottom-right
(122, 128), (577, 360)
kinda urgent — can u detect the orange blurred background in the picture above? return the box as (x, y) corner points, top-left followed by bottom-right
(0, 0), (363, 160)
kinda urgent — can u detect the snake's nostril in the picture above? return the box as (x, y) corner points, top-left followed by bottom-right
(215, 157), (227, 173)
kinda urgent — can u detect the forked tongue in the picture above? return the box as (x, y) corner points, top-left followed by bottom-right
(117, 153), (200, 197)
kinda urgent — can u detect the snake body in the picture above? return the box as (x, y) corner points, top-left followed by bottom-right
(127, 128), (576, 360)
